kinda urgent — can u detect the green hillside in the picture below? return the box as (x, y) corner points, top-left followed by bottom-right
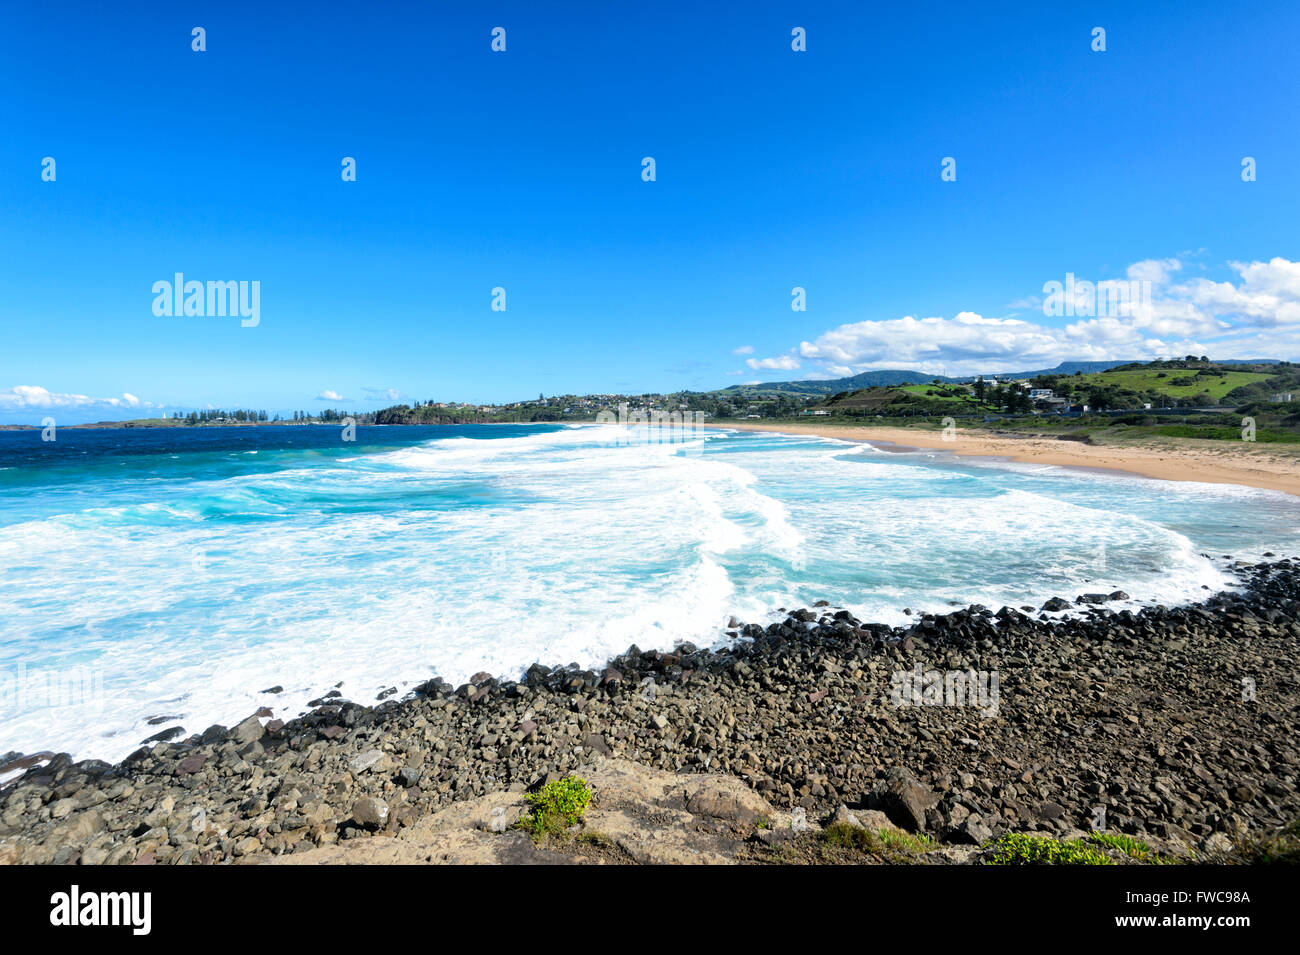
(818, 381), (1014, 417)
(763, 359), (1300, 445)
(1026, 359), (1293, 409)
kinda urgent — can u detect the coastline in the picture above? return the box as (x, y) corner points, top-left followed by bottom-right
(708, 421), (1300, 497)
(4, 559), (1298, 865)
(9, 418), (1298, 497)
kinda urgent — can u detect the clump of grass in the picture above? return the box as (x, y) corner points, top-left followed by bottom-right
(986, 833), (1114, 865)
(878, 828), (936, 853)
(819, 822), (934, 861)
(1232, 819), (1300, 864)
(821, 821), (881, 852)
(1090, 832), (1151, 861)
(516, 775), (592, 841)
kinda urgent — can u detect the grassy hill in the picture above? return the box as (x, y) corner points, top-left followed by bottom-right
(761, 359), (1300, 445)
(1087, 367), (1270, 401)
(1026, 359), (1294, 409)
(713, 359), (1284, 400)
(818, 382), (998, 417)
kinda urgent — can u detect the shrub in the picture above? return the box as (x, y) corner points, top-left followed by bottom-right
(517, 775), (593, 840)
(986, 833), (1114, 865)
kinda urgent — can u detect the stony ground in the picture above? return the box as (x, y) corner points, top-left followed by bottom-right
(2, 558), (1298, 864)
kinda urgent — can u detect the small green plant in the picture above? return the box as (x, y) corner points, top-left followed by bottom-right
(1090, 832), (1151, 861)
(517, 775), (593, 841)
(986, 833), (1114, 865)
(878, 828), (936, 853)
(821, 821), (881, 852)
(755, 817), (771, 830)
(819, 822), (935, 861)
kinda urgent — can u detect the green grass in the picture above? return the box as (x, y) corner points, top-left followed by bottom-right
(1088, 368), (1271, 401)
(878, 828), (937, 852)
(1089, 832), (1153, 861)
(986, 833), (1114, 865)
(516, 775), (593, 841)
(821, 821), (879, 851)
(820, 822), (936, 861)
(896, 384), (983, 404)
(1153, 424), (1300, 443)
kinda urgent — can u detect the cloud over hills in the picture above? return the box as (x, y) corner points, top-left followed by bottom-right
(746, 256), (1300, 379)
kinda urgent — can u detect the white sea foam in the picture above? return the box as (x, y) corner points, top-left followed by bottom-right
(1, 425), (1297, 763)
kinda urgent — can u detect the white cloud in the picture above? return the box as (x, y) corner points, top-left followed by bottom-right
(0, 386), (158, 412)
(361, 386), (404, 402)
(1126, 257), (1182, 285)
(745, 354), (801, 371)
(745, 256), (1300, 378)
(315, 389), (346, 401)
(1179, 257), (1300, 329)
(732, 345), (755, 355)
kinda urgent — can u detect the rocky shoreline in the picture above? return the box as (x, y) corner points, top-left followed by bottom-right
(3, 558), (1299, 864)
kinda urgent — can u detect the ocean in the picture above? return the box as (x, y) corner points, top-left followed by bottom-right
(2, 422), (1297, 764)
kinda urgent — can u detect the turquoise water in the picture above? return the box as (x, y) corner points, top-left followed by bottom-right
(2, 422), (1297, 764)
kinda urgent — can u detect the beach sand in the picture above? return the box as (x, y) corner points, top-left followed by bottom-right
(710, 422), (1300, 497)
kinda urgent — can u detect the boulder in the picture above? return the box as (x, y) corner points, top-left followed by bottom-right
(351, 797), (389, 830)
(873, 769), (940, 832)
(230, 714), (265, 746)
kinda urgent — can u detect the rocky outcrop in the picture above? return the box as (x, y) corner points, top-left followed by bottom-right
(2, 557), (1298, 864)
(276, 759), (782, 865)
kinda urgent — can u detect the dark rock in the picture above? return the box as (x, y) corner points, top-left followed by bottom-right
(141, 726), (184, 744)
(351, 797), (389, 830)
(175, 754), (206, 775)
(229, 715), (265, 746)
(873, 769), (941, 832)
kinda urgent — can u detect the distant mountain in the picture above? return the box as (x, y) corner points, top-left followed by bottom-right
(715, 359), (1284, 396)
(716, 369), (938, 396)
(991, 360), (1133, 379)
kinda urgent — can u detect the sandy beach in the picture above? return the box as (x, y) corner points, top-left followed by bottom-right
(711, 422), (1300, 497)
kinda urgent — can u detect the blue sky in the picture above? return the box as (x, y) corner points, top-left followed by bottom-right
(2, 1), (1299, 423)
